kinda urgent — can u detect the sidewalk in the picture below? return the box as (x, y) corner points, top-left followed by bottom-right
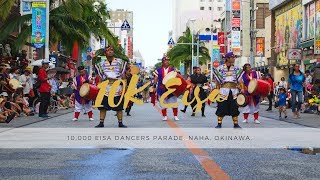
(208, 101), (320, 128)
(0, 109), (73, 128)
(258, 103), (320, 128)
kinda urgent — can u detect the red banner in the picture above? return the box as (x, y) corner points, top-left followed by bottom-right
(232, 18), (241, 27)
(220, 45), (225, 54)
(72, 41), (79, 61)
(218, 32), (225, 45)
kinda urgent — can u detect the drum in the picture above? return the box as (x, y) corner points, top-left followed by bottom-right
(130, 65), (140, 75)
(162, 71), (187, 97)
(79, 83), (100, 101)
(9, 79), (21, 90)
(248, 79), (271, 97)
(236, 93), (248, 107)
(318, 105), (320, 113)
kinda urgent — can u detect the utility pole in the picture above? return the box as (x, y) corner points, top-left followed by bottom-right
(196, 39), (199, 67)
(249, 0), (255, 67)
(45, 0), (50, 59)
(191, 30), (194, 70)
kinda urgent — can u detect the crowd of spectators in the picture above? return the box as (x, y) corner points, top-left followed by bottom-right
(0, 61), (74, 124)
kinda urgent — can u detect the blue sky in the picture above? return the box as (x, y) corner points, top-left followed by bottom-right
(106, 0), (172, 67)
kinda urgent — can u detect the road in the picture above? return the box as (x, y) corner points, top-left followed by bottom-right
(0, 102), (319, 179)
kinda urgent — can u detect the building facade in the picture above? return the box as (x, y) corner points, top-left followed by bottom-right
(221, 0), (270, 71)
(172, 0), (225, 40)
(109, 9), (134, 59)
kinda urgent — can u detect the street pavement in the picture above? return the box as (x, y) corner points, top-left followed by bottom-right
(0, 101), (319, 179)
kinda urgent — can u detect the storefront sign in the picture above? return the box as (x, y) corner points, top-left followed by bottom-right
(315, 0), (320, 54)
(275, 0), (302, 66)
(288, 49), (302, 60)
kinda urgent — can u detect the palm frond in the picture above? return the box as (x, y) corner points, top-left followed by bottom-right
(0, 14), (32, 41)
(0, 0), (16, 21)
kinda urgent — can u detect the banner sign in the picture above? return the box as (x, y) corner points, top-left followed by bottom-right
(288, 49), (302, 60)
(315, 0), (320, 54)
(218, 32), (225, 45)
(31, 2), (46, 49)
(212, 46), (221, 64)
(20, 1), (32, 15)
(232, 18), (241, 27)
(231, 0), (241, 55)
(49, 55), (58, 67)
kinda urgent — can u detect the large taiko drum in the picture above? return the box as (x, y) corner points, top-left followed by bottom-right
(248, 79), (271, 97)
(236, 93), (248, 107)
(9, 79), (21, 90)
(162, 71), (187, 97)
(79, 83), (100, 101)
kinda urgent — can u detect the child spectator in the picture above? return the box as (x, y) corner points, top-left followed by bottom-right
(0, 98), (15, 123)
(277, 88), (288, 119)
(303, 87), (320, 114)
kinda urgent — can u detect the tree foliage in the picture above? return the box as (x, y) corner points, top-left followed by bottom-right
(166, 27), (210, 70)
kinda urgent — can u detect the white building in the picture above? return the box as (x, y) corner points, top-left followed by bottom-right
(108, 10), (134, 59)
(133, 50), (145, 68)
(172, 0), (225, 40)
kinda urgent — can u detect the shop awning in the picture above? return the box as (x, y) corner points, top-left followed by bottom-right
(303, 59), (318, 65)
(300, 40), (314, 49)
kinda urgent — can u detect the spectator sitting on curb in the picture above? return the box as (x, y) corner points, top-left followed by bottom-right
(12, 93), (34, 116)
(303, 87), (320, 114)
(0, 98), (15, 123)
(0, 92), (19, 117)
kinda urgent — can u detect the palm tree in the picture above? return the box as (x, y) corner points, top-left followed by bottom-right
(0, 0), (125, 58)
(0, 0), (18, 21)
(167, 27), (210, 73)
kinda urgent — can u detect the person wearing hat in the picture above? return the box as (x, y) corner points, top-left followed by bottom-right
(189, 67), (209, 117)
(38, 59), (51, 118)
(239, 63), (262, 124)
(94, 45), (128, 128)
(152, 56), (180, 121)
(19, 68), (33, 105)
(0, 98), (15, 123)
(72, 66), (94, 121)
(180, 66), (198, 114)
(212, 52), (242, 128)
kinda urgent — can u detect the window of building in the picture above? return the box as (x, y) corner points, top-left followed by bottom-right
(218, 0), (222, 2)
(200, 6), (205, 10)
(209, 0), (212, 2)
(209, 7), (212, 10)
(200, 0), (205, 2)
(217, 7), (223, 11)
(256, 37), (265, 56)
(256, 3), (271, 29)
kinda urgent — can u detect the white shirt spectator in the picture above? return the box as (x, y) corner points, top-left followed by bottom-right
(278, 80), (287, 89)
(306, 75), (313, 86)
(19, 74), (32, 95)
